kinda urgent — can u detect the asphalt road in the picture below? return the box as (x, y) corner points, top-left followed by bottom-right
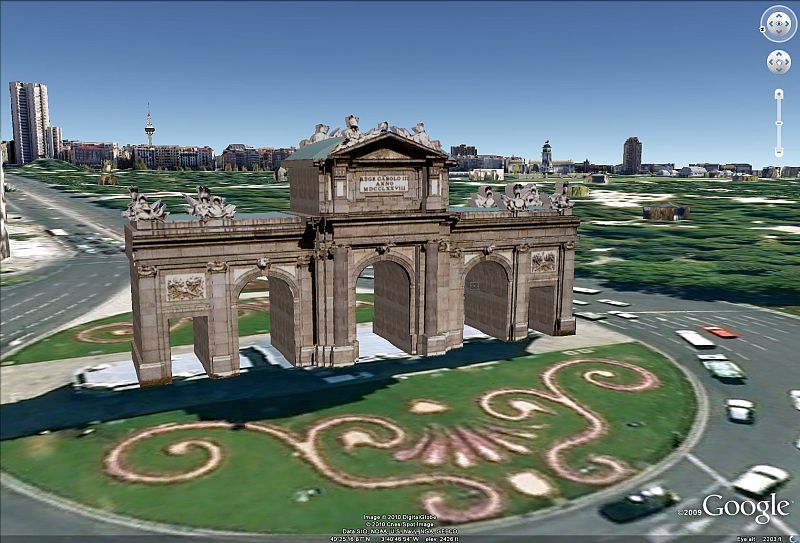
(0, 173), (130, 354)
(1, 177), (798, 539)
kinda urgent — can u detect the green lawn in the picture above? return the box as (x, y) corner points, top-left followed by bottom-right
(0, 343), (695, 533)
(3, 294), (375, 365)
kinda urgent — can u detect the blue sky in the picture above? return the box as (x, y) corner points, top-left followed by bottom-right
(1, 1), (797, 167)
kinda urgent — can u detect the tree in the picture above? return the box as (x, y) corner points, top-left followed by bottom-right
(223, 162), (233, 172)
(134, 158), (148, 170)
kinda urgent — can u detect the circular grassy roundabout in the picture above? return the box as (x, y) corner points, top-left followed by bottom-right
(0, 343), (696, 533)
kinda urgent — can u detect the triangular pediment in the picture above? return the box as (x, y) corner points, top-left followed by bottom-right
(330, 132), (448, 161)
(360, 148), (412, 160)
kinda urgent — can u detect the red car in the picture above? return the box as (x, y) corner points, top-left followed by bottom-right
(703, 326), (740, 339)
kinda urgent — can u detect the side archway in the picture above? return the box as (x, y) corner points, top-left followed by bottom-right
(462, 257), (512, 340)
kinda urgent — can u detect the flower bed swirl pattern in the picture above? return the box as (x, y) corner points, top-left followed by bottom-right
(103, 358), (660, 523)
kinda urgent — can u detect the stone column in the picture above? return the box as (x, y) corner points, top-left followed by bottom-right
(556, 241), (577, 335)
(419, 240), (447, 355)
(330, 244), (357, 365)
(205, 260), (238, 378)
(333, 244), (349, 346)
(131, 264), (172, 386)
(296, 253), (316, 367)
(511, 244), (532, 341)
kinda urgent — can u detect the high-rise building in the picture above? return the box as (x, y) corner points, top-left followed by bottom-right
(451, 144), (477, 156)
(45, 126), (63, 160)
(622, 137), (642, 175)
(9, 81), (51, 164)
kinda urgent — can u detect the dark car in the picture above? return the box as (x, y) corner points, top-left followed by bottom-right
(599, 485), (681, 523)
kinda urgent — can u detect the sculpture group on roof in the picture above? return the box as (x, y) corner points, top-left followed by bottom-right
(469, 182), (574, 216)
(298, 115), (443, 153)
(122, 186), (168, 222)
(184, 186), (237, 221)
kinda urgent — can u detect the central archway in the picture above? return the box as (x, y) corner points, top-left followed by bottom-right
(353, 256), (415, 357)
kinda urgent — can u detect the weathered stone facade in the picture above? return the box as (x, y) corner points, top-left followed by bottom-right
(125, 129), (579, 386)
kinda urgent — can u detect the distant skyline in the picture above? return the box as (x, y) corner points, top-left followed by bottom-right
(1, 1), (797, 167)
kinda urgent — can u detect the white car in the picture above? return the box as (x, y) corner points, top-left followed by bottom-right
(790, 390), (800, 411)
(698, 354), (728, 361)
(725, 399), (755, 424)
(573, 300), (590, 306)
(575, 311), (607, 321)
(732, 465), (791, 497)
(608, 310), (638, 319)
(573, 287), (601, 294)
(598, 299), (631, 307)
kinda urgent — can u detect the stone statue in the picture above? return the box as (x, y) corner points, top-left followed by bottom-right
(122, 186), (168, 222)
(498, 182), (546, 214)
(185, 185), (235, 221)
(551, 181), (574, 213)
(341, 115), (361, 141)
(299, 124), (331, 148)
(365, 120), (390, 137)
(389, 126), (411, 138)
(276, 166), (287, 181)
(500, 183), (528, 213)
(468, 185), (498, 208)
(410, 122), (432, 147)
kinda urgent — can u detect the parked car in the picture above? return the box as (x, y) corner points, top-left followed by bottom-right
(598, 299), (631, 307)
(703, 326), (740, 339)
(608, 310), (638, 320)
(701, 360), (747, 380)
(575, 312), (607, 321)
(726, 399), (755, 424)
(732, 465), (791, 497)
(698, 354), (729, 361)
(790, 390), (800, 411)
(599, 485), (681, 523)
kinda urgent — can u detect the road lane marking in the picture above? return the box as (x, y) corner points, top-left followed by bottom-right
(745, 342), (769, 351)
(684, 453), (731, 487)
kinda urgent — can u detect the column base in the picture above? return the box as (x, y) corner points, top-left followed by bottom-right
(418, 334), (448, 356)
(132, 341), (172, 386)
(554, 317), (577, 336)
(208, 354), (239, 378)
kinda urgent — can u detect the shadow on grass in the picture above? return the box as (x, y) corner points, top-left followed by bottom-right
(0, 337), (533, 441)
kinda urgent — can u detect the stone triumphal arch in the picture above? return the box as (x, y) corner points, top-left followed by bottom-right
(125, 117), (580, 386)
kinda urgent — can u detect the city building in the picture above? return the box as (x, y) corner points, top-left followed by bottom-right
(70, 142), (118, 167)
(221, 144), (296, 171)
(622, 137), (642, 175)
(9, 81), (51, 164)
(640, 163), (675, 174)
(0, 141), (15, 165)
(678, 166), (707, 178)
(450, 144), (477, 156)
(45, 126), (63, 160)
(505, 156), (527, 174)
(541, 141), (553, 174)
(131, 145), (214, 170)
